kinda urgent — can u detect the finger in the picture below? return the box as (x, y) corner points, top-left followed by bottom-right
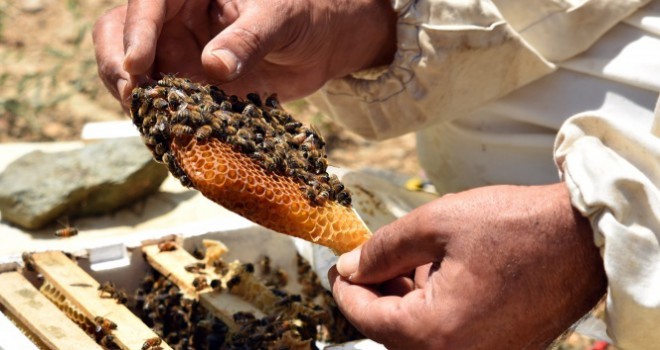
(201, 8), (285, 81)
(329, 267), (421, 348)
(338, 202), (448, 284)
(380, 276), (415, 297)
(123, 0), (185, 75)
(93, 6), (132, 106)
(151, 22), (206, 80)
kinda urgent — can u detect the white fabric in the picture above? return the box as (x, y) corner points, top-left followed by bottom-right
(308, 0), (660, 348)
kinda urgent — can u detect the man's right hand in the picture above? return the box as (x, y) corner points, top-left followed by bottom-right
(92, 0), (397, 109)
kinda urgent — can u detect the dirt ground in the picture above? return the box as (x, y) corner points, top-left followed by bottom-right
(0, 1), (608, 349)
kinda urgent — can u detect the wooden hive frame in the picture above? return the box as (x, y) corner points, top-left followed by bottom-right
(28, 251), (172, 350)
(0, 271), (102, 350)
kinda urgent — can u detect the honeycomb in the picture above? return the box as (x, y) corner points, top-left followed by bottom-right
(40, 280), (94, 333)
(131, 76), (372, 254)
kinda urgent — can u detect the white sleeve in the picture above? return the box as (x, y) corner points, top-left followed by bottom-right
(554, 99), (660, 349)
(308, 0), (554, 140)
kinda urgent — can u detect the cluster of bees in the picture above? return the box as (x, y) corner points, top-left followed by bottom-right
(130, 75), (352, 207)
(132, 272), (226, 349)
(130, 269), (323, 350)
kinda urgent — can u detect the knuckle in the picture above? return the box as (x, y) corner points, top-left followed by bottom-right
(229, 26), (264, 57)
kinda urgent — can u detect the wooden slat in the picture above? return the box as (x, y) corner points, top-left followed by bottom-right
(142, 244), (263, 329)
(31, 251), (171, 350)
(0, 272), (101, 350)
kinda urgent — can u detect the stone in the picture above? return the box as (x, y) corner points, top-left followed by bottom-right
(0, 138), (168, 230)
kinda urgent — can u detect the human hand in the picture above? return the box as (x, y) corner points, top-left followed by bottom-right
(93, 0), (397, 108)
(330, 183), (606, 349)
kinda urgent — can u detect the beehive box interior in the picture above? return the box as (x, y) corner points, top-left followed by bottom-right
(0, 227), (364, 350)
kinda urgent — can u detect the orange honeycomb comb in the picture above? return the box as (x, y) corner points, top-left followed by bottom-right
(131, 76), (371, 254)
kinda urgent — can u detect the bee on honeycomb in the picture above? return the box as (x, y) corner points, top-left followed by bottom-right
(130, 75), (370, 254)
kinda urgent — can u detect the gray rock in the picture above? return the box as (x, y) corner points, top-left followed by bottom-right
(0, 138), (168, 230)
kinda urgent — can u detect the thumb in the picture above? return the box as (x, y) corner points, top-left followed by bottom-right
(338, 205), (447, 285)
(201, 11), (285, 81)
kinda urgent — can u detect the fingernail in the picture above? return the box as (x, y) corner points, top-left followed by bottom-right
(337, 247), (361, 277)
(211, 49), (241, 79)
(122, 46), (133, 72)
(116, 78), (128, 100)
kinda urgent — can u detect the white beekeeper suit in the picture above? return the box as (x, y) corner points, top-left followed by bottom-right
(309, 0), (660, 348)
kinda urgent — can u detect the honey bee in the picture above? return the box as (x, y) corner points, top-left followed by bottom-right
(337, 190), (352, 206)
(141, 337), (162, 350)
(246, 92), (262, 106)
(190, 92), (203, 104)
(284, 121), (302, 133)
(171, 124), (194, 137)
(138, 100), (151, 117)
(175, 105), (191, 123)
(265, 94), (281, 109)
(233, 311), (256, 326)
(242, 104), (262, 118)
(274, 268), (289, 287)
(94, 316), (118, 334)
(259, 256), (271, 275)
(188, 109), (205, 125)
(258, 138), (276, 151)
(261, 156), (277, 172)
(224, 125), (237, 136)
(152, 98), (169, 110)
(154, 143), (167, 157)
(114, 290), (129, 304)
(242, 263), (255, 274)
(192, 276), (209, 291)
(219, 100), (232, 111)
(22, 252), (35, 272)
(195, 125), (213, 141)
(226, 275), (241, 290)
(158, 241), (177, 252)
(192, 247), (205, 260)
(182, 79), (203, 92)
(54, 225), (78, 238)
(145, 86), (166, 99)
(289, 132), (307, 147)
(199, 103), (217, 117)
(230, 136), (256, 153)
(316, 190), (330, 205)
(236, 128), (254, 140)
(179, 174), (193, 188)
(210, 279), (223, 291)
(210, 85), (226, 102)
(167, 89), (186, 108)
(329, 174), (344, 193)
(98, 281), (117, 298)
(314, 157), (328, 173)
(184, 262), (206, 273)
(100, 334), (119, 349)
(141, 115), (156, 129)
(158, 74), (177, 87)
